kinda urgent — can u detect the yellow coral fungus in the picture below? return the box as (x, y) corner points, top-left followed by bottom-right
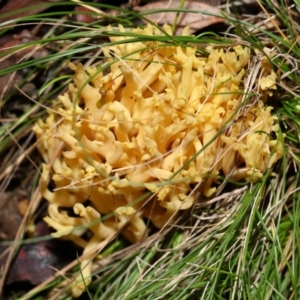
(33, 24), (283, 296)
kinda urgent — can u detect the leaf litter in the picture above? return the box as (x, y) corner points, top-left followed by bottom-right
(135, 0), (224, 33)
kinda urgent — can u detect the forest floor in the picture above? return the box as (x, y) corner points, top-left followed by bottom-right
(0, 0), (299, 299)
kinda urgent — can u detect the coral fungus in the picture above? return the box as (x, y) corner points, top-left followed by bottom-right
(33, 24), (283, 296)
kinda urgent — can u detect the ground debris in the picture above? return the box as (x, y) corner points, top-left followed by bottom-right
(0, 192), (23, 241)
(134, 0), (224, 33)
(0, 29), (48, 99)
(0, 221), (76, 289)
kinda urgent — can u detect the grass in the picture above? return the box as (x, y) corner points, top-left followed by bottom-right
(0, 0), (300, 299)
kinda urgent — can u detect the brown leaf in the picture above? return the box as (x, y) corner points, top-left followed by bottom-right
(74, 6), (99, 23)
(0, 30), (48, 98)
(0, 0), (56, 22)
(0, 222), (76, 286)
(135, 0), (224, 33)
(4, 242), (59, 285)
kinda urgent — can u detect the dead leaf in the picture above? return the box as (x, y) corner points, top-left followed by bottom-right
(4, 242), (59, 286)
(74, 6), (98, 23)
(0, 29), (48, 99)
(0, 0), (59, 23)
(0, 222), (76, 286)
(135, 0), (225, 33)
